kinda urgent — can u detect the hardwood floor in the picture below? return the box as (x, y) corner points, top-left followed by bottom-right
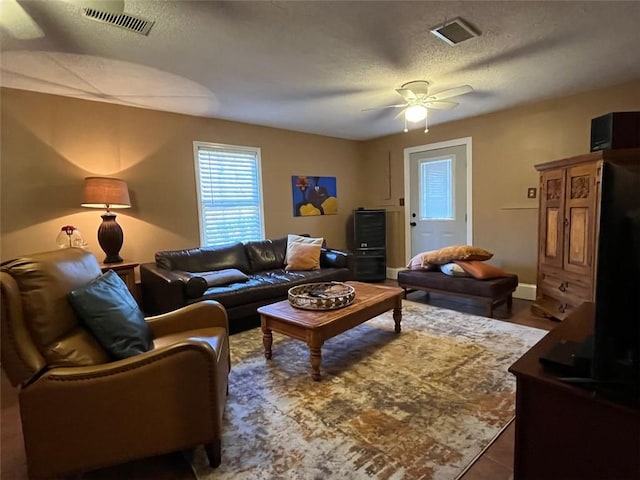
(0, 283), (558, 479)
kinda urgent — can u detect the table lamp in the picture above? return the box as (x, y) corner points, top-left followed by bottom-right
(81, 176), (131, 264)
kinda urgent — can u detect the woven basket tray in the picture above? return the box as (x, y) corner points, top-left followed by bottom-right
(288, 282), (355, 310)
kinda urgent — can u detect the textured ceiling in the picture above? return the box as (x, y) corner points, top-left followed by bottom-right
(1, 0), (639, 140)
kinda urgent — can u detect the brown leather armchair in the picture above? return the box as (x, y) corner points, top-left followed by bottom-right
(1, 248), (230, 479)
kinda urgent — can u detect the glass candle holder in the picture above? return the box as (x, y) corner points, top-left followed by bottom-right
(56, 225), (86, 249)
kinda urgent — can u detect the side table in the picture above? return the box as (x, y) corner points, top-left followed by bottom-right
(100, 260), (139, 300)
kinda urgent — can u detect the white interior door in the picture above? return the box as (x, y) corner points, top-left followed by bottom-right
(408, 143), (468, 257)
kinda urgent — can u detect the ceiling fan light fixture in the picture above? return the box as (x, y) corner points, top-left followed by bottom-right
(405, 105), (427, 123)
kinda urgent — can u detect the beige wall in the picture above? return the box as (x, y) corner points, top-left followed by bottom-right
(0, 88), (364, 265)
(362, 80), (640, 283)
(2, 82), (639, 283)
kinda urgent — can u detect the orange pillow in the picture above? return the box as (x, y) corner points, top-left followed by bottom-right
(285, 242), (321, 271)
(454, 260), (509, 279)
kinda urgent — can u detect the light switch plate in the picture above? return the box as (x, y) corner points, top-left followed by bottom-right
(527, 187), (537, 199)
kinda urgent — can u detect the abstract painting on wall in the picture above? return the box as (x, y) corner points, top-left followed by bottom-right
(292, 176), (337, 216)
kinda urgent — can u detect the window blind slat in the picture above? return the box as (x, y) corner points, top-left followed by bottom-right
(420, 158), (453, 220)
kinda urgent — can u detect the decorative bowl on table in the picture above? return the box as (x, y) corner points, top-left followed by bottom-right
(288, 282), (355, 310)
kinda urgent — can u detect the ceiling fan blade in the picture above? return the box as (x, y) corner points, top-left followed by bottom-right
(396, 89), (417, 101)
(425, 101), (459, 110)
(394, 108), (409, 120)
(361, 103), (407, 112)
(426, 85), (473, 102)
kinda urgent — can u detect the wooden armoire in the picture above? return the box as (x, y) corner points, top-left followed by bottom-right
(532, 148), (640, 320)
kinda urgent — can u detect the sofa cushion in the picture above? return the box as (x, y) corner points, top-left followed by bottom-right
(440, 262), (470, 277)
(201, 268), (249, 286)
(68, 270), (152, 360)
(245, 239), (285, 271)
(407, 253), (438, 270)
(285, 242), (321, 271)
(408, 245), (493, 269)
(454, 260), (509, 279)
(156, 242), (251, 274)
(172, 271), (209, 298)
(286, 234), (324, 264)
(191, 268), (351, 309)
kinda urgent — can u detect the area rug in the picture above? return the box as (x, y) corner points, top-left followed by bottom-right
(189, 300), (546, 480)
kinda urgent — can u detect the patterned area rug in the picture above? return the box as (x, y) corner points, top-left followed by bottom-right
(190, 300), (545, 480)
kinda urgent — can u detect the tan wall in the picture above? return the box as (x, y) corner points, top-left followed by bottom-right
(361, 80), (640, 283)
(3, 82), (639, 283)
(0, 88), (364, 265)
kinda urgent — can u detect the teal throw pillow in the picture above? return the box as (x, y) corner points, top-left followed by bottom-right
(68, 270), (152, 360)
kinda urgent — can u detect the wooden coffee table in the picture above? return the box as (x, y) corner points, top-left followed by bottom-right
(257, 281), (403, 381)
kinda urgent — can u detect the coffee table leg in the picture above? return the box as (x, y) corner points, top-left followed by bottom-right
(262, 325), (273, 359)
(393, 302), (402, 333)
(309, 344), (322, 381)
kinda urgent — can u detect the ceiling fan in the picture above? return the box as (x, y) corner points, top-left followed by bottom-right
(363, 80), (473, 133)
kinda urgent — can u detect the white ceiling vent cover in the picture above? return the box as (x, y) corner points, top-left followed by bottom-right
(430, 17), (479, 46)
(81, 8), (154, 36)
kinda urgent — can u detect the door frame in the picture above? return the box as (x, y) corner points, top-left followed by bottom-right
(403, 137), (473, 264)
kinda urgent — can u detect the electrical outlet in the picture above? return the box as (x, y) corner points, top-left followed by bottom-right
(527, 187), (537, 199)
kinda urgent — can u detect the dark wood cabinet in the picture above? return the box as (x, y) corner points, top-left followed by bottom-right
(509, 303), (640, 480)
(533, 149), (640, 320)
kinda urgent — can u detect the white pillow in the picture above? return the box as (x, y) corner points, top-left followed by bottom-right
(440, 262), (471, 277)
(286, 234), (324, 264)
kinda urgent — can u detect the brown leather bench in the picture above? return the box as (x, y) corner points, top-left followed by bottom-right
(397, 269), (518, 318)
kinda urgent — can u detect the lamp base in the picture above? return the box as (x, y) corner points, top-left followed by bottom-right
(98, 213), (124, 264)
(103, 254), (124, 264)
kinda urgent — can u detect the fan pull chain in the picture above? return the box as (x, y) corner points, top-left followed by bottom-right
(404, 116), (408, 133)
(425, 114), (429, 133)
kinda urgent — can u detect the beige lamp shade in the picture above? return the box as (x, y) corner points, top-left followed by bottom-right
(81, 177), (131, 210)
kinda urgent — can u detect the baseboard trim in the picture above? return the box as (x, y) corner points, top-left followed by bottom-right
(386, 267), (403, 280)
(514, 283), (536, 301)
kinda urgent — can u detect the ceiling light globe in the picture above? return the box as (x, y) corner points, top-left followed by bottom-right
(405, 105), (427, 123)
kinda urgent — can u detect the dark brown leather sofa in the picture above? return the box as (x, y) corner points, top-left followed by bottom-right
(1, 248), (230, 478)
(141, 236), (353, 327)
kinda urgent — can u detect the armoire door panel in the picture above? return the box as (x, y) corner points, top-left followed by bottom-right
(563, 163), (597, 276)
(568, 207), (589, 266)
(545, 208), (560, 258)
(539, 169), (565, 269)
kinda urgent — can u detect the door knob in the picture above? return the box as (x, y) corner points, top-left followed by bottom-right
(410, 222), (417, 227)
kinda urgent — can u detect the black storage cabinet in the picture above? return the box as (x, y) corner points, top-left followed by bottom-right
(353, 208), (386, 281)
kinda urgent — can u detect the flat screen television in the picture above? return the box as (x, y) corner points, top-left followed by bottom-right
(591, 161), (640, 404)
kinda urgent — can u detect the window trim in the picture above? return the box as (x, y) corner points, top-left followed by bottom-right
(192, 141), (265, 247)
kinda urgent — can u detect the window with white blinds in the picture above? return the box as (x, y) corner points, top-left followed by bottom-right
(420, 157), (454, 220)
(193, 142), (264, 247)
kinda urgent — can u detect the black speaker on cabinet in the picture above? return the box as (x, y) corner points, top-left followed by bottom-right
(353, 208), (386, 282)
(590, 112), (640, 152)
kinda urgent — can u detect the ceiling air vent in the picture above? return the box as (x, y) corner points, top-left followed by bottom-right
(81, 8), (154, 36)
(430, 17), (479, 46)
